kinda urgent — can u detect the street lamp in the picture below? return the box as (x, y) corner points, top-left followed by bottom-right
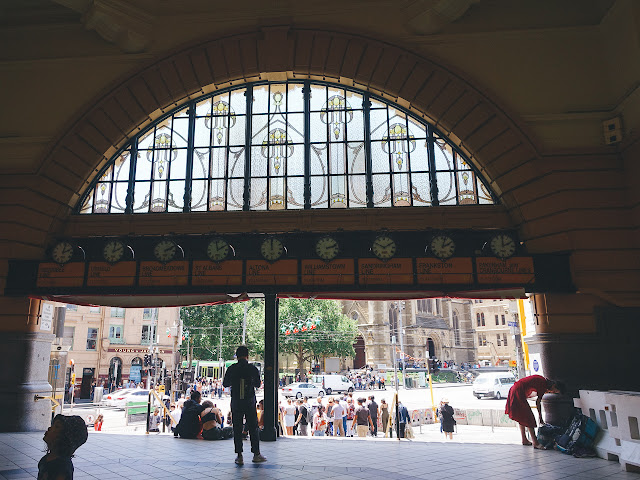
(395, 301), (406, 387)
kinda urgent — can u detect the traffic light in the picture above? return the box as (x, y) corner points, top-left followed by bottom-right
(428, 358), (439, 373)
(144, 354), (150, 366)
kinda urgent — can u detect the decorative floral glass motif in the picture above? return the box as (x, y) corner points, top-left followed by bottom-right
(78, 81), (496, 214)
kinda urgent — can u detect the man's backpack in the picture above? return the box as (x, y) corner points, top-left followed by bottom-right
(305, 405), (313, 424)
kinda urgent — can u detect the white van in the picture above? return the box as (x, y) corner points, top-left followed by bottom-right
(472, 372), (516, 399)
(311, 374), (354, 395)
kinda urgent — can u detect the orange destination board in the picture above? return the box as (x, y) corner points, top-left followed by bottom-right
(476, 257), (535, 284)
(358, 258), (413, 285)
(36, 262), (84, 288)
(301, 259), (355, 286)
(87, 262), (136, 287)
(138, 261), (189, 287)
(416, 258), (473, 284)
(246, 259), (298, 285)
(192, 260), (243, 286)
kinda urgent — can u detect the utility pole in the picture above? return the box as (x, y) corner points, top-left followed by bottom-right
(242, 301), (248, 345)
(146, 308), (156, 390)
(219, 325), (224, 380)
(153, 307), (159, 391)
(397, 301), (406, 388)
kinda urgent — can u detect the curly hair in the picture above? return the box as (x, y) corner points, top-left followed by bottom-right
(48, 415), (88, 457)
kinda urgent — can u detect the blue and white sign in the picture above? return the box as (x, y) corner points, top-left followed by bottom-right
(129, 365), (142, 383)
(507, 321), (518, 327)
(528, 353), (544, 377)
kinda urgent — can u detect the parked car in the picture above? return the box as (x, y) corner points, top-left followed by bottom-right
(112, 389), (152, 408)
(103, 388), (135, 406)
(472, 372), (516, 399)
(281, 382), (325, 399)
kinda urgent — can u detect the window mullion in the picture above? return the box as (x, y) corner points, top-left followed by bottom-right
(183, 103), (197, 212)
(243, 85), (253, 211)
(427, 125), (439, 206)
(303, 82), (311, 209)
(363, 93), (373, 208)
(125, 141), (138, 214)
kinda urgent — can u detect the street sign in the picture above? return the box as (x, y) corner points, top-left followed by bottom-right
(40, 303), (53, 331)
(507, 321), (518, 327)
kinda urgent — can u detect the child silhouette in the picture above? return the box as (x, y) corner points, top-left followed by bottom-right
(39, 415), (88, 480)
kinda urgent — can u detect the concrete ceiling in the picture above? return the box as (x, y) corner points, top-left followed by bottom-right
(1, 0), (616, 52)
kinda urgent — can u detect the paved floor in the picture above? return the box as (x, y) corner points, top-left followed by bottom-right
(0, 429), (637, 480)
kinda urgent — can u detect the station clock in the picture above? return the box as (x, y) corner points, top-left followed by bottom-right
(371, 234), (397, 261)
(260, 237), (285, 262)
(206, 237), (233, 262)
(153, 239), (183, 263)
(429, 234), (456, 261)
(315, 235), (340, 262)
(489, 233), (516, 260)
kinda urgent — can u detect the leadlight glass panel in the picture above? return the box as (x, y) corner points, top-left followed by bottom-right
(78, 81), (496, 214)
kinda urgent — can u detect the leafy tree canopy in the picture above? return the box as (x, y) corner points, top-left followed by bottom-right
(180, 299), (264, 361)
(278, 298), (358, 372)
(180, 299), (357, 371)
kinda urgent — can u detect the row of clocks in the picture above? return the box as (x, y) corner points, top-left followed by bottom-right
(49, 232), (519, 265)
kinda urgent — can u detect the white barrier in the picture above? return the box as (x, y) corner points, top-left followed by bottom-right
(574, 390), (640, 472)
(406, 407), (516, 428)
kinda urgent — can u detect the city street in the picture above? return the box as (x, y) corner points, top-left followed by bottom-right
(62, 383), (511, 437)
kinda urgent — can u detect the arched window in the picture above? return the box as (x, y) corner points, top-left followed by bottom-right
(78, 81), (496, 214)
(453, 311), (461, 346)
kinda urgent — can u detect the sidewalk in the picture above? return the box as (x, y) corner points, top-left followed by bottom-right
(0, 429), (634, 480)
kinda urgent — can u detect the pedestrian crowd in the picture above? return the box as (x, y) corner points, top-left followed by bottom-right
(277, 393), (417, 438)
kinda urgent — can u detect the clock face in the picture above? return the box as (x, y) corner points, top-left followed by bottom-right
(371, 234), (396, 261)
(153, 239), (179, 263)
(429, 234), (455, 260)
(315, 236), (339, 262)
(51, 241), (75, 265)
(102, 239), (126, 264)
(206, 238), (231, 262)
(490, 233), (516, 259)
(260, 237), (284, 262)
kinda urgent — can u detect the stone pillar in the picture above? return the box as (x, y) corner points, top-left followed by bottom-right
(525, 293), (640, 426)
(0, 297), (54, 431)
(261, 294), (278, 441)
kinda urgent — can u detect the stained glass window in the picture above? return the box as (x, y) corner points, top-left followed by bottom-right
(78, 81), (496, 214)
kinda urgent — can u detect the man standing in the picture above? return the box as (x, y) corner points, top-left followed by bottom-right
(352, 397), (374, 437)
(367, 395), (378, 437)
(294, 399), (309, 436)
(223, 346), (267, 465)
(330, 397), (345, 436)
(397, 400), (410, 438)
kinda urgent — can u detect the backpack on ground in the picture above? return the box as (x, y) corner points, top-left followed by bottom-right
(555, 409), (599, 456)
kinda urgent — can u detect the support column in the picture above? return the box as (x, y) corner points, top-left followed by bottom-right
(0, 296), (54, 431)
(262, 293), (279, 441)
(525, 293), (640, 426)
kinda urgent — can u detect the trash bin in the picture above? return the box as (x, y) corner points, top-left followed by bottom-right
(93, 386), (104, 404)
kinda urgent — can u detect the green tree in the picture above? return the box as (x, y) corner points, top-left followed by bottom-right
(278, 298), (358, 373)
(180, 299), (357, 372)
(180, 299), (265, 361)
